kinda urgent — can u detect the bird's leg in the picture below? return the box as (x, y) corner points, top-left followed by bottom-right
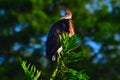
(57, 46), (62, 59)
(57, 46), (62, 63)
(50, 47), (62, 80)
(57, 46), (67, 69)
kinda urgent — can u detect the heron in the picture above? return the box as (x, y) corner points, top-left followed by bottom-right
(46, 9), (75, 61)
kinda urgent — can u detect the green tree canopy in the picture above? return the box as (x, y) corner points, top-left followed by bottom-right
(0, 0), (120, 80)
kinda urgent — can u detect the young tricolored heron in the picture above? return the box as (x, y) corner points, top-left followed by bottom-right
(46, 9), (75, 61)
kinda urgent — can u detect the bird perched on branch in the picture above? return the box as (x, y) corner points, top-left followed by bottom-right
(46, 9), (75, 61)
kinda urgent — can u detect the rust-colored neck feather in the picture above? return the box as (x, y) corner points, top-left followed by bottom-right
(66, 10), (74, 37)
(68, 19), (75, 37)
(60, 10), (75, 37)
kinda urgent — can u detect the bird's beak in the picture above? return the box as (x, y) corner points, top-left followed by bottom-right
(60, 16), (72, 20)
(60, 16), (66, 20)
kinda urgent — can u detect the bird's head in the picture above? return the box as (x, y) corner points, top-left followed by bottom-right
(60, 9), (72, 20)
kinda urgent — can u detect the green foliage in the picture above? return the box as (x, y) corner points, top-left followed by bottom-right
(59, 33), (80, 53)
(50, 34), (89, 80)
(0, 0), (120, 80)
(18, 34), (89, 80)
(59, 33), (83, 63)
(63, 69), (89, 80)
(18, 57), (41, 80)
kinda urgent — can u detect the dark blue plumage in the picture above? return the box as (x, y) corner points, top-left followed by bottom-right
(46, 10), (75, 61)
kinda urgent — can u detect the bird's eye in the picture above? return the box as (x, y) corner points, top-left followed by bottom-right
(65, 12), (67, 15)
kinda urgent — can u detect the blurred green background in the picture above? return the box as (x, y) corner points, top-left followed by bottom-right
(0, 0), (120, 80)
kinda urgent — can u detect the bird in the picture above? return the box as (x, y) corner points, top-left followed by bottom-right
(46, 9), (75, 61)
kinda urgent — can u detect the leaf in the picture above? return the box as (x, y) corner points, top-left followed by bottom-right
(18, 57), (41, 80)
(52, 33), (89, 80)
(66, 69), (89, 80)
(59, 33), (80, 53)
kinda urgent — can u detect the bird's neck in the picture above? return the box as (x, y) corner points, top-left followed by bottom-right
(68, 19), (75, 37)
